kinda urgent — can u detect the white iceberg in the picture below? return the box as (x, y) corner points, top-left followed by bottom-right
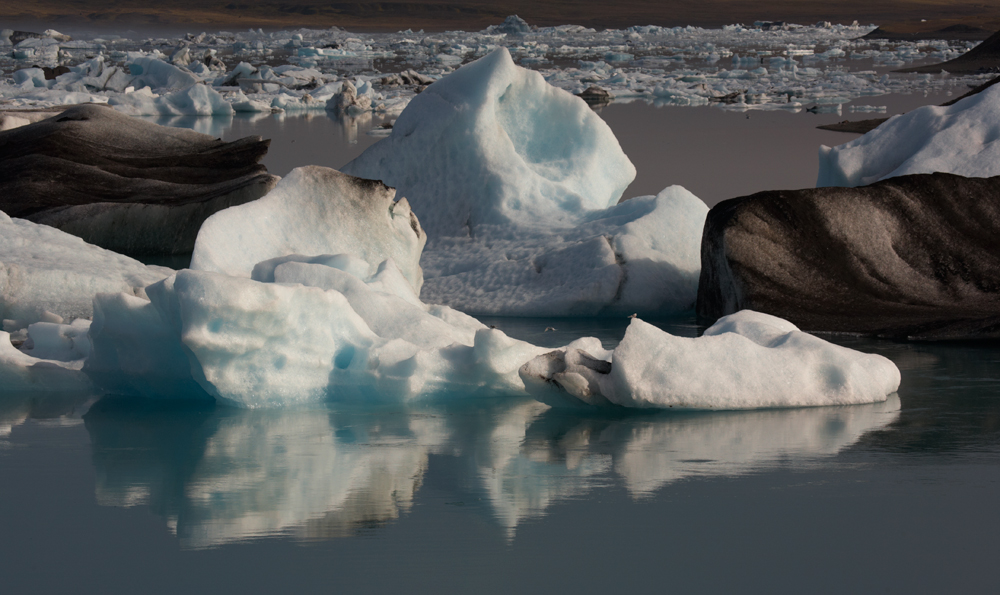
(818, 84), (1000, 187)
(86, 259), (558, 408)
(0, 323), (93, 392)
(0, 210), (171, 330)
(343, 48), (707, 316)
(343, 47), (635, 236)
(190, 166), (426, 292)
(108, 84), (234, 117)
(520, 310), (901, 409)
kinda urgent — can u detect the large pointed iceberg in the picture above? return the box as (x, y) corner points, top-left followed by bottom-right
(343, 48), (707, 316)
(342, 47), (636, 236)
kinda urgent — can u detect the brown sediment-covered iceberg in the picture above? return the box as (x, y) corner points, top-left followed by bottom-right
(0, 104), (278, 256)
(697, 172), (1000, 340)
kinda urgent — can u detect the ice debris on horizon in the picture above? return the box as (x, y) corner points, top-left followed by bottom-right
(0, 19), (985, 118)
(817, 83), (1000, 187)
(520, 310), (901, 409)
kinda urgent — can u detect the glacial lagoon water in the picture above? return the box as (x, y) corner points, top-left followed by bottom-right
(4, 99), (1000, 592)
(3, 325), (1000, 593)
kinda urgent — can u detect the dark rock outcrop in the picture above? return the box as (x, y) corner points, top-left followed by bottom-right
(577, 86), (614, 107)
(697, 172), (1000, 340)
(861, 24), (992, 42)
(0, 105), (278, 256)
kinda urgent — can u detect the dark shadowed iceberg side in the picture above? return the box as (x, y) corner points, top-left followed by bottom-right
(0, 104), (278, 256)
(697, 172), (1000, 340)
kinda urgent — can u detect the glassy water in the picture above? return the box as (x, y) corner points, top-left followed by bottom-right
(3, 323), (1000, 593)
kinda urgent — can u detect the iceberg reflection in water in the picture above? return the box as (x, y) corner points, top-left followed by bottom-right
(84, 395), (899, 548)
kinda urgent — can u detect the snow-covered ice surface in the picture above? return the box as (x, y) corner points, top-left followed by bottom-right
(344, 48), (706, 316)
(0, 210), (171, 330)
(191, 165), (427, 292)
(0, 20), (987, 119)
(521, 310), (901, 409)
(817, 83), (1000, 186)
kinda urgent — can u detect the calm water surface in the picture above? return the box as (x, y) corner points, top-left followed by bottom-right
(5, 99), (1000, 592)
(3, 321), (1000, 593)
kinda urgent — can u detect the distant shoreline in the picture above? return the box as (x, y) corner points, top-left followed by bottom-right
(4, 0), (1000, 36)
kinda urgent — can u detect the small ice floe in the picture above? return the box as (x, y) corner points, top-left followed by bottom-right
(519, 310), (901, 409)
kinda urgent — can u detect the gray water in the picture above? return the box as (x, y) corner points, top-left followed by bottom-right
(2, 327), (1000, 594)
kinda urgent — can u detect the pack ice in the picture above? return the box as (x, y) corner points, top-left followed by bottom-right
(520, 310), (901, 409)
(817, 83), (1000, 187)
(344, 48), (708, 316)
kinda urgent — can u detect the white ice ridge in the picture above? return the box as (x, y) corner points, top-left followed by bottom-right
(85, 258), (576, 407)
(0, 210), (171, 330)
(817, 84), (1000, 187)
(343, 48), (707, 316)
(344, 47), (636, 235)
(520, 310), (901, 409)
(191, 166), (427, 292)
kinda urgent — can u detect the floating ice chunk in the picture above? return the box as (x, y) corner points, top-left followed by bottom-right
(0, 211), (170, 329)
(86, 266), (546, 407)
(520, 310), (901, 409)
(191, 166), (426, 292)
(0, 319), (94, 392)
(343, 47), (636, 237)
(127, 55), (199, 89)
(818, 84), (1000, 187)
(109, 84), (234, 116)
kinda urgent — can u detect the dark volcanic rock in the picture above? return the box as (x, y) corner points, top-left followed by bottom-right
(576, 86), (613, 107)
(697, 172), (1000, 340)
(0, 104), (278, 256)
(862, 24), (992, 42)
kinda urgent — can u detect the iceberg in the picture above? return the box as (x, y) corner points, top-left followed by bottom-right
(190, 166), (426, 292)
(0, 210), (170, 330)
(520, 310), (901, 409)
(108, 84), (234, 116)
(343, 47), (635, 236)
(85, 260), (561, 408)
(817, 84), (1000, 187)
(344, 48), (707, 316)
(420, 186), (708, 316)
